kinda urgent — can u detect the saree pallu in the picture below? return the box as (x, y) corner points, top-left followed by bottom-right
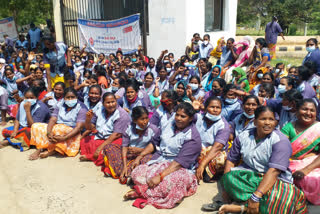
(131, 161), (198, 209)
(80, 135), (122, 167)
(290, 155), (320, 205)
(30, 123), (80, 157)
(2, 126), (31, 151)
(198, 147), (226, 180)
(268, 43), (276, 59)
(102, 143), (152, 179)
(8, 103), (18, 118)
(290, 123), (320, 160)
(221, 170), (307, 214)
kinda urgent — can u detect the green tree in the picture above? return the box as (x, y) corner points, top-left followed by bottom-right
(0, 0), (53, 31)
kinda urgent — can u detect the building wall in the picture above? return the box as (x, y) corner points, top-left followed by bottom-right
(147, 0), (187, 59)
(147, 0), (238, 58)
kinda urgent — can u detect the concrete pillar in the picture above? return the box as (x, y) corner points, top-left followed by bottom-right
(53, 0), (64, 42)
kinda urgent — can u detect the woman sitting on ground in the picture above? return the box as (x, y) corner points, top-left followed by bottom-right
(202, 106), (307, 214)
(0, 88), (50, 150)
(124, 102), (201, 209)
(221, 84), (242, 122)
(103, 106), (159, 184)
(282, 99), (320, 205)
(80, 92), (130, 166)
(42, 82), (65, 113)
(29, 87), (87, 160)
(230, 95), (259, 141)
(193, 96), (231, 182)
(150, 90), (179, 129)
(83, 85), (103, 112)
(231, 67), (250, 92)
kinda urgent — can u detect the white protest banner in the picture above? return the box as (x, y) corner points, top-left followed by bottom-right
(0, 17), (18, 42)
(78, 14), (141, 54)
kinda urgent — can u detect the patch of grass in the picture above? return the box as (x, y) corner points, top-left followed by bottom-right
(270, 57), (304, 67)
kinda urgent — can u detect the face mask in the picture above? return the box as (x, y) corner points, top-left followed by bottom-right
(213, 89), (220, 95)
(112, 86), (118, 92)
(188, 83), (198, 90)
(131, 58), (137, 62)
(89, 60), (94, 64)
(19, 65), (24, 69)
(306, 46), (316, 52)
(225, 98), (237, 104)
(257, 73), (263, 79)
(278, 84), (287, 94)
(136, 122), (148, 130)
(25, 99), (37, 106)
(283, 105), (292, 111)
(182, 76), (188, 80)
(166, 68), (171, 73)
(205, 112), (221, 122)
(275, 69), (280, 74)
(160, 98), (172, 106)
(203, 41), (209, 45)
(75, 62), (81, 66)
(243, 112), (255, 119)
(184, 62), (189, 66)
(163, 60), (169, 64)
(65, 99), (78, 108)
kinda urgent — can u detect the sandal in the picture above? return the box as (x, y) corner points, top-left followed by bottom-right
(201, 200), (224, 212)
(123, 189), (139, 201)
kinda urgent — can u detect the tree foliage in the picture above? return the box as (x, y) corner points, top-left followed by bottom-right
(237, 0), (320, 32)
(0, 0), (53, 27)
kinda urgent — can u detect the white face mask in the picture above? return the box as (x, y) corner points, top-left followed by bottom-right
(257, 73), (263, 79)
(188, 83), (198, 90)
(203, 41), (209, 45)
(205, 112), (221, 122)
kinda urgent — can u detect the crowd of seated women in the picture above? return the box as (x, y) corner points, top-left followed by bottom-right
(0, 34), (320, 213)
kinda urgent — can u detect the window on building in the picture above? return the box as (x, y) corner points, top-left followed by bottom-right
(205, 0), (223, 32)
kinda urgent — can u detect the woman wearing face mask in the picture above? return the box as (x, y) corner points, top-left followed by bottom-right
(221, 84), (243, 122)
(303, 38), (320, 75)
(150, 90), (179, 129)
(203, 78), (226, 103)
(193, 96), (231, 182)
(282, 99), (320, 205)
(42, 81), (65, 113)
(231, 67), (250, 92)
(230, 95), (260, 141)
(173, 80), (192, 104)
(79, 92), (130, 166)
(103, 106), (158, 183)
(296, 65), (317, 99)
(187, 76), (205, 101)
(276, 76), (294, 98)
(124, 103), (201, 209)
(0, 88), (50, 150)
(118, 78), (153, 114)
(73, 56), (84, 74)
(249, 67), (269, 91)
(29, 87), (88, 160)
(203, 65), (221, 92)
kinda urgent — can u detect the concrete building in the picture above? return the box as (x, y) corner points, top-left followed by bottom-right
(54, 0), (238, 58)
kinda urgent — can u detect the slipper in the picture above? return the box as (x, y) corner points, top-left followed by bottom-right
(201, 200), (224, 212)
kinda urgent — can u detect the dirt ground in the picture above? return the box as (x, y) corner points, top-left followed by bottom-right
(0, 123), (219, 214)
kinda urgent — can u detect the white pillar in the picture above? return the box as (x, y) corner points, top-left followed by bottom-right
(53, 0), (64, 42)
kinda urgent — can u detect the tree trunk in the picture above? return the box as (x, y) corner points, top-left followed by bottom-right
(304, 23), (308, 36)
(12, 9), (19, 35)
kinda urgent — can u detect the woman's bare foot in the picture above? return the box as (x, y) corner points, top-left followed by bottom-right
(29, 149), (41, 160)
(39, 150), (56, 159)
(123, 189), (139, 201)
(0, 140), (9, 149)
(218, 204), (246, 214)
(79, 155), (89, 161)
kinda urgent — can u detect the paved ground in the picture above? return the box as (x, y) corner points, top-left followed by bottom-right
(0, 122), (218, 214)
(1, 122), (320, 214)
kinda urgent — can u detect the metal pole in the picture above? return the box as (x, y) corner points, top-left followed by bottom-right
(143, 0), (147, 56)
